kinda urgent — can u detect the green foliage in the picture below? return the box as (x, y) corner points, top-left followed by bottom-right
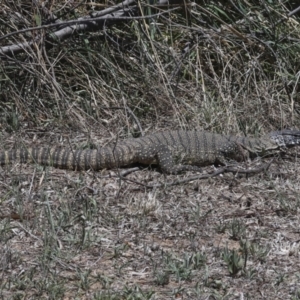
(0, 0), (299, 298)
(222, 248), (244, 276)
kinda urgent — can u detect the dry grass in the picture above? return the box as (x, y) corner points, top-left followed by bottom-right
(1, 0), (300, 299)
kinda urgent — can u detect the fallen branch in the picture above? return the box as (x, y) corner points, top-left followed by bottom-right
(149, 162), (272, 188)
(0, 1), (180, 57)
(106, 160), (273, 189)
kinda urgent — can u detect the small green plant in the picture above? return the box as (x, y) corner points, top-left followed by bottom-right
(228, 219), (247, 241)
(291, 289), (300, 300)
(123, 285), (155, 300)
(249, 242), (270, 263)
(112, 243), (129, 259)
(77, 268), (92, 291)
(154, 270), (170, 286)
(154, 251), (206, 284)
(96, 274), (114, 289)
(274, 272), (287, 286)
(168, 259), (193, 282)
(93, 286), (155, 300)
(215, 221), (227, 234)
(171, 286), (185, 298)
(222, 248), (244, 276)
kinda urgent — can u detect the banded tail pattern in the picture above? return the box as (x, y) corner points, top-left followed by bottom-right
(1, 130), (300, 174)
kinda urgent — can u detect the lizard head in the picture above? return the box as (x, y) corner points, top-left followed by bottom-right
(269, 130), (300, 148)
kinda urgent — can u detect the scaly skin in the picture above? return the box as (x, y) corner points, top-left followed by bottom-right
(1, 130), (300, 174)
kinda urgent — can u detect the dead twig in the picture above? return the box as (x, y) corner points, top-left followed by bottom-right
(0, 8), (179, 43)
(148, 164), (270, 188)
(110, 161), (273, 189)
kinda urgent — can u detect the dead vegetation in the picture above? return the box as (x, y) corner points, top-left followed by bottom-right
(1, 0), (300, 299)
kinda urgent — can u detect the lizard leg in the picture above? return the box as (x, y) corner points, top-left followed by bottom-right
(156, 145), (202, 174)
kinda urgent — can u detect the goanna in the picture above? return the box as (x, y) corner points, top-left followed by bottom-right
(1, 130), (300, 174)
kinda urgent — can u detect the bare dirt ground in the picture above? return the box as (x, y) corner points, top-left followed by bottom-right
(1, 128), (300, 299)
(1, 0), (300, 298)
